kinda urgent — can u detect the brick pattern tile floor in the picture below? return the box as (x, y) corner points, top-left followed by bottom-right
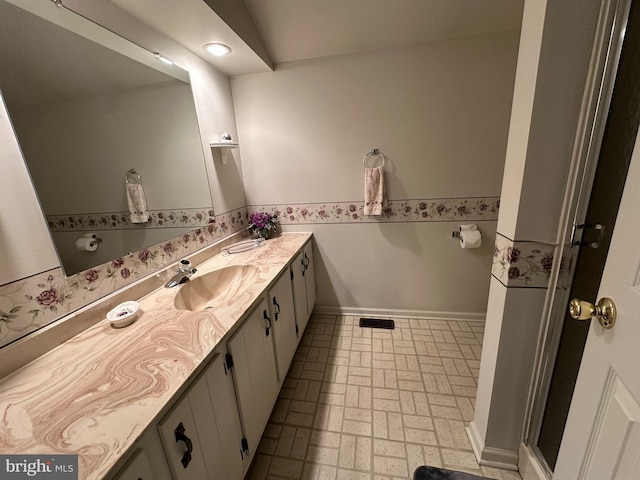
(247, 314), (522, 480)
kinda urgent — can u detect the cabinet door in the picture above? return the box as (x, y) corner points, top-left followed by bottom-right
(269, 269), (297, 383)
(227, 298), (279, 456)
(303, 242), (316, 318)
(112, 448), (154, 480)
(204, 353), (249, 479)
(189, 375), (228, 480)
(157, 390), (208, 480)
(291, 250), (308, 338)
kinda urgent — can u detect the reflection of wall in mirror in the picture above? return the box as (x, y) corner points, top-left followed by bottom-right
(9, 81), (212, 274)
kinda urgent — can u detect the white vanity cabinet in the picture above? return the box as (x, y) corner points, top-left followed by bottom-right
(226, 297), (280, 457)
(156, 353), (246, 480)
(112, 447), (167, 480)
(268, 269), (298, 383)
(291, 240), (316, 338)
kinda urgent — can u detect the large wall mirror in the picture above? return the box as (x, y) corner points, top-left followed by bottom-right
(0, 0), (213, 276)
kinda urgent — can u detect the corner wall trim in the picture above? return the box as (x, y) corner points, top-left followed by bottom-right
(466, 423), (519, 471)
(313, 305), (486, 322)
(519, 443), (551, 480)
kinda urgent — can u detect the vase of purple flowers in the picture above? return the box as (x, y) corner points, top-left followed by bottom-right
(248, 211), (278, 239)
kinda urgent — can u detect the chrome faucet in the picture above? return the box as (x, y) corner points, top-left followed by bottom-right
(164, 259), (197, 288)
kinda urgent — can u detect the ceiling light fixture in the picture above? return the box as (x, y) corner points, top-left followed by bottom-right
(204, 43), (231, 57)
(154, 53), (173, 65)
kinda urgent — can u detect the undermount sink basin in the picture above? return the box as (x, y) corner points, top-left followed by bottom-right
(174, 265), (260, 312)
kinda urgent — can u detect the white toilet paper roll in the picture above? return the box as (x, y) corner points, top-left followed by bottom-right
(83, 233), (97, 240)
(460, 229), (481, 249)
(75, 238), (98, 251)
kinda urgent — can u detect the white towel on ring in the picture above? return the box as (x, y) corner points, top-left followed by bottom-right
(364, 166), (384, 216)
(126, 183), (149, 223)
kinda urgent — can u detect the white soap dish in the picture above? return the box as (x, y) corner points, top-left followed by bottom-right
(107, 301), (140, 328)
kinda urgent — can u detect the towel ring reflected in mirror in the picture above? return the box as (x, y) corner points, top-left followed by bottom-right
(125, 168), (142, 184)
(362, 148), (386, 168)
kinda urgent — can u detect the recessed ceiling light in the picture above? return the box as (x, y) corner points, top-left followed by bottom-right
(204, 43), (231, 57)
(154, 53), (173, 65)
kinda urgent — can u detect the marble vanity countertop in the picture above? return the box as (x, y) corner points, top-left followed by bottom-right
(0, 232), (312, 480)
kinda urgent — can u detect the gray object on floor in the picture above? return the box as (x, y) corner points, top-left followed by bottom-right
(414, 466), (491, 480)
(359, 318), (395, 329)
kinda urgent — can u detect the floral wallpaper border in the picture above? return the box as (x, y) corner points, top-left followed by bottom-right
(1, 195), (502, 348)
(249, 196), (500, 224)
(0, 207), (248, 348)
(491, 233), (556, 288)
(47, 207), (216, 232)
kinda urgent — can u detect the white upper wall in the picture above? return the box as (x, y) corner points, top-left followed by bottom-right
(233, 30), (519, 205)
(0, 95), (58, 285)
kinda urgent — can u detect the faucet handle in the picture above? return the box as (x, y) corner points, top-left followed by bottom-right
(178, 259), (192, 272)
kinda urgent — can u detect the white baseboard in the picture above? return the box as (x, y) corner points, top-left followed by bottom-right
(519, 443), (551, 480)
(313, 305), (485, 322)
(466, 422), (519, 471)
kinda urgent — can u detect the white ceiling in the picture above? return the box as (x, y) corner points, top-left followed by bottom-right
(115, 0), (524, 76)
(243, 0), (525, 64)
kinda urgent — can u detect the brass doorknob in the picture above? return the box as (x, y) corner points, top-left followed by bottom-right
(569, 297), (616, 329)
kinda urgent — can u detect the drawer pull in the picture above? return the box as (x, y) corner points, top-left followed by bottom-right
(174, 422), (193, 468)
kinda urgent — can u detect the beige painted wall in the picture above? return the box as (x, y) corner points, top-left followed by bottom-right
(11, 81), (211, 214)
(232, 30), (520, 315)
(0, 95), (58, 285)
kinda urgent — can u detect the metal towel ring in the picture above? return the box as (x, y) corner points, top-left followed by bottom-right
(125, 169), (142, 184)
(362, 148), (385, 168)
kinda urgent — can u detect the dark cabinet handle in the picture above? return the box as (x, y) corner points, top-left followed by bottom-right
(273, 296), (281, 321)
(301, 258), (305, 277)
(303, 253), (310, 269)
(175, 422), (193, 468)
(263, 310), (272, 336)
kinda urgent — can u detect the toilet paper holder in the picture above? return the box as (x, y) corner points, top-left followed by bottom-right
(452, 224), (480, 238)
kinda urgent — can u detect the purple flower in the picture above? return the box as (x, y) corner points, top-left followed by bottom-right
(199, 236), (205, 243)
(436, 204), (446, 214)
(508, 267), (520, 279)
(196, 213), (203, 220)
(120, 268), (131, 279)
(138, 249), (150, 263)
(207, 225), (215, 234)
(352, 213), (358, 219)
(479, 203), (488, 211)
(286, 207), (293, 214)
(349, 204), (357, 212)
(290, 215), (295, 221)
(84, 269), (99, 283)
(158, 213), (164, 219)
(318, 210), (327, 218)
(419, 202), (427, 210)
(112, 258), (124, 268)
(493, 245), (500, 257)
(111, 214), (117, 221)
(36, 288), (60, 307)
(421, 212), (428, 218)
(506, 247), (520, 263)
(336, 208), (343, 215)
(182, 234), (190, 243)
(457, 205), (469, 215)
(163, 243), (174, 254)
(541, 255), (553, 274)
(208, 210), (215, 217)
(300, 209), (308, 218)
